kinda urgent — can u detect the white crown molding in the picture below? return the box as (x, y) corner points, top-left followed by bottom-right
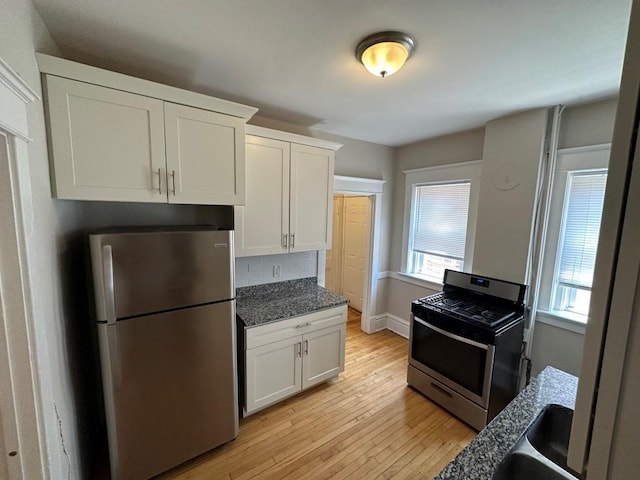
(0, 57), (39, 142)
(36, 53), (257, 119)
(246, 124), (343, 151)
(403, 159), (482, 176)
(0, 58), (39, 104)
(334, 175), (385, 194)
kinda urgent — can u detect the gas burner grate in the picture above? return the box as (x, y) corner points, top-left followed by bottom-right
(418, 292), (518, 327)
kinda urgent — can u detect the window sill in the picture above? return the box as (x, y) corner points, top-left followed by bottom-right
(535, 310), (587, 335)
(392, 272), (443, 292)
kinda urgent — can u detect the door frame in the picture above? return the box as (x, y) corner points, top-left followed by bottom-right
(318, 175), (384, 334)
(0, 57), (46, 480)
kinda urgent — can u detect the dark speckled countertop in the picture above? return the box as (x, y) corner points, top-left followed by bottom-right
(436, 366), (578, 480)
(236, 277), (349, 328)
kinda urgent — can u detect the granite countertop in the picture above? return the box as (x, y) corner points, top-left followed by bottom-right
(435, 366), (579, 480)
(236, 277), (349, 328)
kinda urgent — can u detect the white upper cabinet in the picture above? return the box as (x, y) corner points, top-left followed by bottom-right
(44, 76), (167, 202)
(164, 103), (245, 205)
(234, 135), (290, 256)
(290, 143), (334, 252)
(37, 53), (257, 205)
(235, 126), (341, 257)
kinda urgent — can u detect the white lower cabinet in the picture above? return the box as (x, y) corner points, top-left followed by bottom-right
(243, 305), (347, 415)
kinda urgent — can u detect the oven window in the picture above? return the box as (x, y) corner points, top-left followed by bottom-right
(411, 318), (487, 398)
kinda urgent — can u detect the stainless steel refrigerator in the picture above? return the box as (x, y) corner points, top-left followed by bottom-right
(89, 228), (238, 480)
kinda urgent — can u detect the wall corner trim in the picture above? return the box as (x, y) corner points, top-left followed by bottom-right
(0, 56), (40, 142)
(371, 313), (410, 339)
(0, 57), (39, 104)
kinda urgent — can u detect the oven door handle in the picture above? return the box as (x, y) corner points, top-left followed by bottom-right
(413, 316), (490, 351)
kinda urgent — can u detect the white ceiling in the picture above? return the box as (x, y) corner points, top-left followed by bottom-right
(32, 0), (632, 147)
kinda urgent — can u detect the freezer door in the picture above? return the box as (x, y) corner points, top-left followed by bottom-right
(91, 229), (234, 320)
(98, 301), (238, 480)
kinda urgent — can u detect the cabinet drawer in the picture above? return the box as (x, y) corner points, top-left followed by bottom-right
(245, 305), (347, 349)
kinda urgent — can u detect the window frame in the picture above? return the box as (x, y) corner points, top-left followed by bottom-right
(538, 143), (610, 325)
(401, 160), (482, 287)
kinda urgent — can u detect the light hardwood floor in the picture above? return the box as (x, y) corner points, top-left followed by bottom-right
(157, 308), (475, 479)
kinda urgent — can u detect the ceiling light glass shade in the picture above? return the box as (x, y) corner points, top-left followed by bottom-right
(356, 31), (415, 78)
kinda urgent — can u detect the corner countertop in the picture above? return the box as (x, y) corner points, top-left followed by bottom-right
(435, 366), (579, 480)
(236, 277), (349, 328)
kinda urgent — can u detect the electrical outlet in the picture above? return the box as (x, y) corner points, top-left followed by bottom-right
(273, 265), (281, 277)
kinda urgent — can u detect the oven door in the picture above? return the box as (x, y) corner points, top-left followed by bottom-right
(409, 314), (495, 408)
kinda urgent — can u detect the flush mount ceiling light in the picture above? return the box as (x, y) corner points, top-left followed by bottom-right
(355, 31), (415, 78)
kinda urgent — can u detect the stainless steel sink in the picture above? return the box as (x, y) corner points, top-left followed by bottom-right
(492, 404), (584, 480)
(493, 451), (570, 480)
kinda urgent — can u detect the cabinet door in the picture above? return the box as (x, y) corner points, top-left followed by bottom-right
(302, 324), (346, 389)
(289, 143), (334, 251)
(245, 335), (302, 414)
(43, 75), (166, 202)
(235, 135), (290, 256)
(164, 103), (246, 205)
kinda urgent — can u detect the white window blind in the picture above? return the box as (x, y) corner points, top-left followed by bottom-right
(557, 171), (607, 289)
(413, 182), (471, 261)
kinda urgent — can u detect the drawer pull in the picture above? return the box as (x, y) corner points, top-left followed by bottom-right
(295, 322), (311, 329)
(431, 382), (453, 398)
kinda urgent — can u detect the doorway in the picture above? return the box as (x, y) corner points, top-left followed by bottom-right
(325, 195), (372, 313)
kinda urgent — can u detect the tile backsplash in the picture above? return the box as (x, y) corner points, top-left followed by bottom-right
(235, 251), (318, 287)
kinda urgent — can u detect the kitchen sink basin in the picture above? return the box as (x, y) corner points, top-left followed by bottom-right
(493, 451), (571, 480)
(492, 404), (584, 480)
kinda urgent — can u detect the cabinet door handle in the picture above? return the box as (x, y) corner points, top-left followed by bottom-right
(297, 342), (302, 358)
(291, 233), (295, 248)
(283, 234), (288, 249)
(304, 339), (309, 355)
(155, 168), (162, 194)
(170, 170), (176, 195)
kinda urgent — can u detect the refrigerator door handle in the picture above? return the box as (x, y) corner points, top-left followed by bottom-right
(106, 325), (122, 388)
(102, 245), (117, 326)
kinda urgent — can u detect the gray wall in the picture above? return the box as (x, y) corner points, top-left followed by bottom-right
(383, 99), (618, 379)
(0, 2), (82, 478)
(384, 128), (485, 322)
(390, 127), (485, 273)
(472, 108), (548, 285)
(530, 98), (618, 376)
(558, 97), (618, 149)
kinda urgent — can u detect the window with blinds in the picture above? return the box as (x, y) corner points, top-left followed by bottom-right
(409, 181), (471, 282)
(553, 170), (607, 317)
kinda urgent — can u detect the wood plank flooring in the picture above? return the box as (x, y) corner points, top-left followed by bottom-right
(157, 308), (475, 479)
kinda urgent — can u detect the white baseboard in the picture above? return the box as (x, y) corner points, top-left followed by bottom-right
(370, 314), (389, 333)
(369, 313), (410, 339)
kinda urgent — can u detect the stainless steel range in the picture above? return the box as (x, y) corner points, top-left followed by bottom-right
(407, 269), (526, 430)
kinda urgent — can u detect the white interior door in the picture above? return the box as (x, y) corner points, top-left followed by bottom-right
(324, 195), (344, 293)
(341, 196), (371, 312)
